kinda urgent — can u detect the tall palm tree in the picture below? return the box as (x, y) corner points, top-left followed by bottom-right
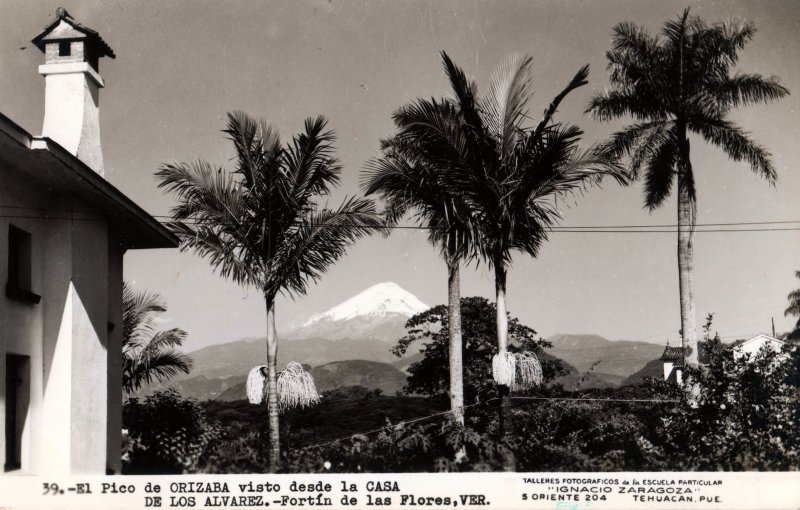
(587, 9), (789, 368)
(362, 98), (477, 424)
(156, 112), (381, 471)
(437, 52), (627, 395)
(122, 282), (192, 394)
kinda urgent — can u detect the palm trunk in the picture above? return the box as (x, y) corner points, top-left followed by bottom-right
(495, 264), (512, 445)
(495, 265), (509, 354)
(265, 299), (280, 472)
(677, 184), (698, 367)
(447, 258), (465, 425)
(677, 128), (698, 370)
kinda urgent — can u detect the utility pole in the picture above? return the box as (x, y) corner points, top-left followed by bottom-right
(772, 317), (776, 337)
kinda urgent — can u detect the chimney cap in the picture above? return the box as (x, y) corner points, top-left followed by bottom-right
(31, 7), (115, 59)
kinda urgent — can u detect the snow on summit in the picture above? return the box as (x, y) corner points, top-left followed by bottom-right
(303, 282), (428, 326)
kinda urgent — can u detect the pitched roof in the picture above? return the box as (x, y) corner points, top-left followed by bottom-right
(660, 346), (683, 362)
(0, 113), (176, 250)
(660, 341), (725, 365)
(31, 10), (115, 59)
(738, 333), (785, 347)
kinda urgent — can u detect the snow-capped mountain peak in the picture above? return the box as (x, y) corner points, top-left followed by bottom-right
(302, 282), (428, 327)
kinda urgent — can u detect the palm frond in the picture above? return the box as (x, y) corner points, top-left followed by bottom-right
(390, 98), (471, 172)
(122, 282), (167, 347)
(125, 350), (193, 393)
(786, 288), (800, 318)
(440, 51), (498, 169)
(284, 116), (342, 203)
(688, 117), (777, 183)
(122, 281), (193, 393)
(587, 89), (668, 122)
(706, 73), (789, 112)
(156, 160), (246, 225)
(479, 53), (533, 160)
(532, 64), (589, 139)
(662, 7), (693, 48)
(642, 131), (678, 211)
(612, 20), (661, 56)
(143, 328), (188, 353)
(166, 221), (260, 287)
(223, 110), (282, 189)
(440, 51), (480, 126)
(597, 120), (673, 179)
(266, 196), (382, 299)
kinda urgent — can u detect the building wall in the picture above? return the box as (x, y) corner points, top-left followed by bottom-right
(0, 169), (49, 473)
(0, 165), (122, 474)
(736, 336), (785, 359)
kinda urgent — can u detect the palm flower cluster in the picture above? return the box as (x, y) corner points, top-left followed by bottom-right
(246, 363), (320, 411)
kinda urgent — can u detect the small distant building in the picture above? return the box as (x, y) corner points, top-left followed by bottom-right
(661, 346), (685, 385)
(661, 333), (787, 384)
(732, 333), (786, 360)
(1, 9), (177, 475)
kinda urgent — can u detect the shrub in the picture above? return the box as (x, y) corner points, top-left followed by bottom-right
(123, 389), (222, 474)
(394, 297), (566, 404)
(646, 339), (800, 470)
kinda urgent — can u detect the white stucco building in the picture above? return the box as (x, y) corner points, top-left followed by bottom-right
(732, 333), (786, 360)
(1, 9), (177, 475)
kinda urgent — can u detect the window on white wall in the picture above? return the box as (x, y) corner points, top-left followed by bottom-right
(6, 225), (40, 304)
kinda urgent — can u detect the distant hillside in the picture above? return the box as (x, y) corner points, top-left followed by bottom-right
(312, 360), (408, 394)
(216, 360), (407, 401)
(134, 374), (247, 401)
(622, 358), (664, 386)
(179, 336), (405, 381)
(550, 366), (624, 390)
(546, 333), (664, 380)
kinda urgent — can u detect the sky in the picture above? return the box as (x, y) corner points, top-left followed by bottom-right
(0, 0), (798, 352)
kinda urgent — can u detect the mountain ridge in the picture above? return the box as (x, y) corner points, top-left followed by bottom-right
(144, 284), (671, 400)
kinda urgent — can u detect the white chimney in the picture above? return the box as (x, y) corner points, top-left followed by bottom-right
(32, 8), (115, 176)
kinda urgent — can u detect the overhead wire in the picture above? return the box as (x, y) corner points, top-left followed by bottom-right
(1, 204), (799, 233)
(1, 212), (798, 233)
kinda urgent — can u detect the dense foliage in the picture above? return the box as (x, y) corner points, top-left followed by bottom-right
(393, 297), (567, 403)
(122, 390), (221, 474)
(645, 338), (799, 470)
(122, 308), (799, 474)
(123, 338), (798, 473)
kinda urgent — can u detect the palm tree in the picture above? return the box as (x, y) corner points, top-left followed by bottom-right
(785, 271), (800, 342)
(122, 282), (192, 394)
(362, 98), (477, 424)
(156, 112), (381, 471)
(587, 9), (789, 368)
(437, 52), (627, 396)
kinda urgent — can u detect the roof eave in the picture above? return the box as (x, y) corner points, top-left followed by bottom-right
(32, 137), (178, 249)
(0, 112), (177, 250)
